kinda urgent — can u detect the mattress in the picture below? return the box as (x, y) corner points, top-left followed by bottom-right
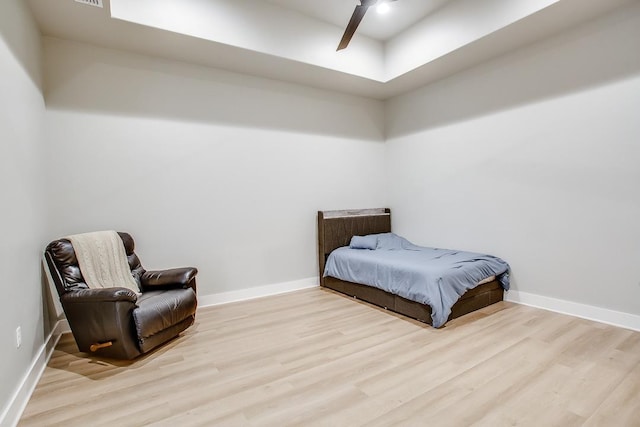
(324, 233), (510, 327)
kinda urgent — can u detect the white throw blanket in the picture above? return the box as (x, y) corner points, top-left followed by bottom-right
(66, 230), (140, 293)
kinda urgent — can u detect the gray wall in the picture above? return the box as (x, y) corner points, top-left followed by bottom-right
(42, 38), (387, 296)
(0, 0), (49, 419)
(385, 2), (640, 315)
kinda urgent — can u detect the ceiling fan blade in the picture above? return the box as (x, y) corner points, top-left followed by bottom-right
(337, 4), (369, 51)
(337, 0), (398, 51)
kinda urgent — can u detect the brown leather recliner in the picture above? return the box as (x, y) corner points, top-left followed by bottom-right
(44, 232), (197, 359)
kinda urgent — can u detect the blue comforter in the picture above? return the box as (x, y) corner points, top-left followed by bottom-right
(324, 233), (510, 328)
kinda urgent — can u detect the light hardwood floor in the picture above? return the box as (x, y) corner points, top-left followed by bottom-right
(19, 288), (640, 426)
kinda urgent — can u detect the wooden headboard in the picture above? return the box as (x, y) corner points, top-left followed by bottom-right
(317, 208), (391, 286)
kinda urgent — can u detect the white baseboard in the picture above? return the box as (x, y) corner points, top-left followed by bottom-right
(0, 320), (66, 427)
(198, 277), (319, 308)
(58, 318), (70, 334)
(505, 290), (640, 332)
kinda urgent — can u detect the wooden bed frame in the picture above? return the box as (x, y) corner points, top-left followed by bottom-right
(317, 208), (504, 326)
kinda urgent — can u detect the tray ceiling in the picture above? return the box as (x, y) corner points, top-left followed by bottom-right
(27, 0), (637, 99)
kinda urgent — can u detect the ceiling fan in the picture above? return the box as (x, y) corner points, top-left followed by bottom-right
(337, 0), (398, 51)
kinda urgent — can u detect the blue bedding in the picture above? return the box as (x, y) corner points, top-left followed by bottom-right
(323, 233), (510, 328)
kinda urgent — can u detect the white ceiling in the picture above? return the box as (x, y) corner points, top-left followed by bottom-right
(264, 0), (452, 41)
(27, 0), (637, 99)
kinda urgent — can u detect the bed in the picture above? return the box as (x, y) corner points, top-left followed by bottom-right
(317, 208), (509, 327)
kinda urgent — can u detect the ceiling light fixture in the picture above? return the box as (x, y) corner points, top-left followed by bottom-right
(377, 3), (391, 14)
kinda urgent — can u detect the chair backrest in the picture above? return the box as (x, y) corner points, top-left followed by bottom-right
(45, 232), (145, 296)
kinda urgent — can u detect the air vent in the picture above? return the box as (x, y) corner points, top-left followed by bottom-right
(74, 0), (103, 8)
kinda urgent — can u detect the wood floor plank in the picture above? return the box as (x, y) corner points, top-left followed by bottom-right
(18, 288), (640, 427)
(583, 362), (640, 426)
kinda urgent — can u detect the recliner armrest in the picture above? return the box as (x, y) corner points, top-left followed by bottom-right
(59, 287), (141, 359)
(61, 287), (138, 304)
(141, 267), (198, 290)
